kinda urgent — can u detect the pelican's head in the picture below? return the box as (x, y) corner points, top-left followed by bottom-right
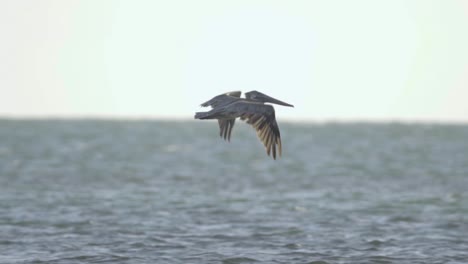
(245, 90), (294, 107)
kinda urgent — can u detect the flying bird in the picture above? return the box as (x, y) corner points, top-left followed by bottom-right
(194, 90), (293, 159)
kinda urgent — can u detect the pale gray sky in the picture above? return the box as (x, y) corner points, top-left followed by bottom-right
(1, 0), (468, 122)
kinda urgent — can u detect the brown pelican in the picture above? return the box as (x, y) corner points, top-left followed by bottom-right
(194, 91), (293, 159)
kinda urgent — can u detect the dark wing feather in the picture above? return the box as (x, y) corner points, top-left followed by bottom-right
(200, 91), (241, 141)
(200, 91), (241, 108)
(218, 119), (235, 141)
(235, 102), (282, 159)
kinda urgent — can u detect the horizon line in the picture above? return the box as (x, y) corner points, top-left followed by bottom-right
(1, 114), (467, 125)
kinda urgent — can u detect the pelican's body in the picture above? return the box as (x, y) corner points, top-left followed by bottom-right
(194, 91), (293, 159)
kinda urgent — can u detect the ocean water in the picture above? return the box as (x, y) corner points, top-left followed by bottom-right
(1, 119), (467, 264)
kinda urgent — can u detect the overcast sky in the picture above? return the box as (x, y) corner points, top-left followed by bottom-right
(1, 0), (467, 122)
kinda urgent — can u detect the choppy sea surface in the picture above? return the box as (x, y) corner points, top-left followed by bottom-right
(1, 119), (467, 264)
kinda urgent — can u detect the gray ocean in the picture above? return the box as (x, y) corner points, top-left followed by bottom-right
(1, 119), (467, 264)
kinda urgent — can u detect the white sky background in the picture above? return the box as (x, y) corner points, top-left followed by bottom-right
(1, 0), (468, 122)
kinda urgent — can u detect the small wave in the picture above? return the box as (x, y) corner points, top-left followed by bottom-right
(222, 256), (259, 263)
(307, 261), (330, 264)
(43, 254), (132, 263)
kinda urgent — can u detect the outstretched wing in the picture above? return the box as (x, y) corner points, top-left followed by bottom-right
(200, 91), (241, 108)
(231, 101), (282, 159)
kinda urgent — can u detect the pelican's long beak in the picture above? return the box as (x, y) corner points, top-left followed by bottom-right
(261, 94), (294, 107)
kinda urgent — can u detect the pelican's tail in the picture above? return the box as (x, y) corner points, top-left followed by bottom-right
(195, 111), (213, 119)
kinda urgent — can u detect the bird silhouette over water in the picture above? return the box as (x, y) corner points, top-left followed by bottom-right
(194, 91), (294, 159)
